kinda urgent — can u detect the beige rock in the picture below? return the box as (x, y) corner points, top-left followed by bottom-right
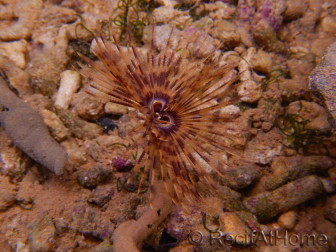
(57, 108), (102, 140)
(283, 0), (308, 20)
(0, 132), (31, 178)
(104, 102), (128, 116)
(289, 45), (310, 55)
(182, 29), (220, 58)
(41, 109), (69, 142)
(152, 6), (187, 24)
(258, 245), (292, 252)
(61, 139), (87, 168)
(237, 26), (256, 48)
(0, 39), (27, 69)
(27, 26), (69, 96)
(161, 0), (174, 6)
(286, 100), (332, 133)
(28, 217), (56, 252)
(244, 176), (323, 221)
(219, 105), (241, 116)
(0, 0), (43, 40)
(320, 16), (336, 34)
(287, 53), (316, 79)
(0, 55), (33, 97)
(192, 16), (214, 30)
(15, 241), (30, 252)
(201, 197), (224, 217)
(0, 0), (21, 4)
(320, 177), (336, 193)
(208, 1), (237, 20)
(278, 77), (308, 101)
(329, 167), (336, 185)
(73, 93), (105, 120)
(259, 223), (281, 234)
(237, 48), (262, 102)
(0, 3), (13, 19)
(277, 208), (298, 230)
(251, 49), (273, 74)
(210, 20), (241, 45)
(24, 94), (54, 114)
(219, 212), (251, 245)
(298, 0), (322, 33)
(32, 5), (77, 48)
(238, 80), (262, 103)
(244, 130), (283, 164)
(217, 112), (251, 149)
(252, 19), (288, 54)
(152, 24), (181, 51)
(206, 69), (238, 100)
(63, 0), (119, 40)
(0, 175), (17, 210)
(266, 156), (334, 191)
(310, 36), (336, 58)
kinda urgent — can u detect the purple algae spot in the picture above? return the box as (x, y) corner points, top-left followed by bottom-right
(111, 154), (131, 171)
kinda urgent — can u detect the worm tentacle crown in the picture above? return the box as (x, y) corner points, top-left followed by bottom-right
(75, 23), (242, 207)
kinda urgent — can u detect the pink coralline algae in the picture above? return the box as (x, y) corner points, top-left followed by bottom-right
(238, 0), (284, 30)
(111, 154), (131, 171)
(166, 206), (204, 241)
(246, 198), (256, 208)
(238, 4), (255, 23)
(182, 27), (197, 36)
(254, 1), (283, 30)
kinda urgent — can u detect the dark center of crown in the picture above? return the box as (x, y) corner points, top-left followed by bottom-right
(152, 100), (166, 121)
(161, 116), (170, 122)
(150, 96), (175, 127)
(153, 101), (163, 113)
(151, 98), (178, 134)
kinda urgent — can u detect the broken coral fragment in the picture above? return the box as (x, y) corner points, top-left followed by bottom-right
(309, 41), (336, 129)
(104, 102), (128, 116)
(54, 70), (81, 110)
(0, 55), (33, 97)
(0, 39), (27, 69)
(41, 109), (70, 142)
(0, 0), (43, 41)
(266, 155), (334, 191)
(243, 175), (323, 221)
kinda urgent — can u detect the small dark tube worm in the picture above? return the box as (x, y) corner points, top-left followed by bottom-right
(0, 77), (67, 175)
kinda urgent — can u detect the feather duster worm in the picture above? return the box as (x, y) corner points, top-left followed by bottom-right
(75, 24), (243, 207)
